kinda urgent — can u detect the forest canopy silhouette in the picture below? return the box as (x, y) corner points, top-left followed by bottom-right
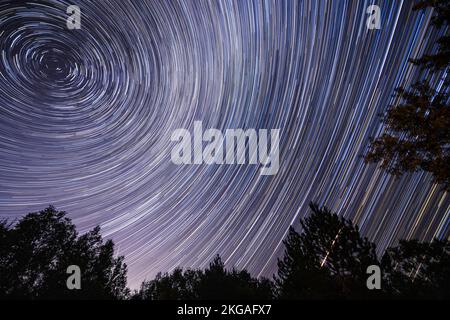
(0, 204), (448, 300)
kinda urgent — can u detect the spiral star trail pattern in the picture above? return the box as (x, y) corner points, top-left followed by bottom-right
(0, 0), (449, 288)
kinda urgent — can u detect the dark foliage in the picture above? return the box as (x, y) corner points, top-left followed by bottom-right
(0, 206), (129, 299)
(366, 0), (450, 191)
(275, 203), (379, 299)
(411, 1), (450, 70)
(382, 239), (450, 299)
(134, 255), (274, 300)
(365, 82), (450, 189)
(1, 205), (448, 300)
(275, 203), (449, 299)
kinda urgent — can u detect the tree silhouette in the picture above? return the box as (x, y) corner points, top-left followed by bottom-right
(382, 239), (450, 299)
(197, 255), (274, 300)
(135, 255), (274, 300)
(136, 268), (201, 300)
(411, 0), (450, 70)
(0, 206), (129, 299)
(275, 203), (449, 299)
(275, 203), (379, 299)
(365, 0), (450, 191)
(1, 205), (448, 300)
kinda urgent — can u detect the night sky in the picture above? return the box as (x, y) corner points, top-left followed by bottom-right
(0, 0), (449, 289)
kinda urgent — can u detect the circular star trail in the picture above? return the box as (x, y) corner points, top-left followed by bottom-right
(0, 0), (449, 288)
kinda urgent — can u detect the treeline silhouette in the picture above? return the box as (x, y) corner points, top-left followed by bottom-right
(0, 204), (448, 300)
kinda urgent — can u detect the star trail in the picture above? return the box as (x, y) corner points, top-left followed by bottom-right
(0, 0), (449, 289)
